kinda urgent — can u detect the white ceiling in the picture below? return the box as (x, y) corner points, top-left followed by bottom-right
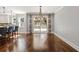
(6, 6), (63, 14)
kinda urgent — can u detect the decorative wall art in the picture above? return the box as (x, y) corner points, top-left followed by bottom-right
(20, 18), (24, 22)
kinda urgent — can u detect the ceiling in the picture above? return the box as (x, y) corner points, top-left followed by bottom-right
(6, 6), (63, 14)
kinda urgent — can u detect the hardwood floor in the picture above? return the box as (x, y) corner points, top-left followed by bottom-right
(0, 33), (77, 52)
(54, 34), (77, 52)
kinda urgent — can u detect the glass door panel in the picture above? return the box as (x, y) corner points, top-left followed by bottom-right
(32, 15), (48, 33)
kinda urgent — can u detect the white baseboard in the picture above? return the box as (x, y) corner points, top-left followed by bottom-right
(54, 32), (79, 51)
(18, 32), (27, 34)
(18, 32), (31, 34)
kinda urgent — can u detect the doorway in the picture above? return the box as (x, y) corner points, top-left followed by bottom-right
(32, 14), (48, 33)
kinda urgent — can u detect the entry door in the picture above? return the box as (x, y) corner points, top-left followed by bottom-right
(32, 15), (48, 33)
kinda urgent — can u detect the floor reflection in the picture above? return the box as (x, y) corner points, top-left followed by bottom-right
(33, 33), (48, 50)
(0, 33), (49, 52)
(8, 34), (28, 52)
(14, 35), (27, 52)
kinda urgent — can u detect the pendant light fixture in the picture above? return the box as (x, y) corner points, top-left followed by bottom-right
(2, 6), (6, 13)
(39, 6), (42, 17)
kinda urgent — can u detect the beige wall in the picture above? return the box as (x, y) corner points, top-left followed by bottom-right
(0, 14), (9, 23)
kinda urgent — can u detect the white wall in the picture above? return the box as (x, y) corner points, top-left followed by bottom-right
(55, 6), (79, 48)
(16, 14), (27, 33)
(0, 14), (9, 23)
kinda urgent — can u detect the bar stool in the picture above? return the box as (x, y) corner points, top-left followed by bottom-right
(7, 26), (13, 43)
(12, 26), (18, 38)
(15, 26), (18, 36)
(0, 27), (8, 47)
